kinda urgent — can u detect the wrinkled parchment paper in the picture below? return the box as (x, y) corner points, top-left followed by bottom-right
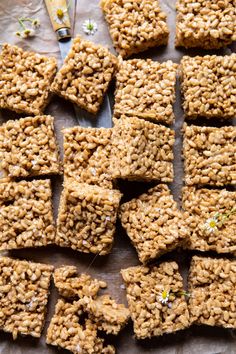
(0, 0), (236, 353)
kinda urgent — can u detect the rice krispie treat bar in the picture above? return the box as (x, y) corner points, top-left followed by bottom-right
(121, 262), (189, 339)
(183, 124), (236, 186)
(176, 0), (236, 49)
(120, 184), (189, 263)
(0, 44), (57, 115)
(63, 126), (113, 189)
(51, 36), (117, 114)
(111, 117), (175, 182)
(180, 54), (236, 120)
(0, 115), (60, 180)
(182, 187), (236, 255)
(101, 0), (169, 58)
(0, 179), (55, 250)
(56, 182), (122, 255)
(0, 257), (53, 340)
(114, 58), (178, 125)
(188, 256), (236, 328)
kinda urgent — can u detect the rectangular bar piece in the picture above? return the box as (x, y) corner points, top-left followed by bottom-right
(114, 58), (178, 125)
(0, 179), (55, 250)
(0, 256), (53, 339)
(176, 0), (236, 49)
(188, 256), (236, 328)
(56, 182), (122, 255)
(111, 117), (175, 182)
(180, 54), (236, 120)
(63, 126), (113, 189)
(120, 184), (189, 263)
(51, 36), (117, 114)
(0, 115), (61, 180)
(0, 44), (57, 115)
(183, 124), (236, 186)
(182, 187), (236, 255)
(101, 0), (169, 58)
(121, 262), (189, 339)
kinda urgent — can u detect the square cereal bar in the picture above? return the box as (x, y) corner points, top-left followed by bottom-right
(56, 182), (122, 255)
(120, 184), (189, 263)
(176, 0), (236, 49)
(0, 115), (60, 180)
(0, 179), (55, 250)
(180, 54), (236, 120)
(0, 256), (53, 339)
(46, 299), (115, 354)
(51, 36), (117, 114)
(63, 126), (113, 189)
(183, 124), (236, 186)
(101, 0), (169, 58)
(114, 58), (178, 125)
(0, 44), (57, 115)
(111, 117), (174, 182)
(188, 256), (236, 328)
(182, 187), (236, 254)
(121, 262), (189, 339)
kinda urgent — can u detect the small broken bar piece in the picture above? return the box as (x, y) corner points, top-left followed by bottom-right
(56, 182), (122, 255)
(63, 126), (113, 189)
(176, 0), (236, 49)
(0, 179), (55, 250)
(121, 262), (189, 339)
(101, 0), (169, 58)
(183, 124), (236, 186)
(0, 256), (53, 340)
(114, 58), (178, 125)
(120, 184), (189, 263)
(188, 256), (236, 328)
(0, 43), (57, 115)
(51, 36), (117, 114)
(111, 117), (175, 182)
(180, 54), (236, 120)
(182, 187), (236, 255)
(0, 115), (61, 180)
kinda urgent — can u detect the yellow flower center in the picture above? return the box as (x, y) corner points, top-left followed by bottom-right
(209, 220), (217, 228)
(162, 290), (168, 299)
(57, 8), (64, 19)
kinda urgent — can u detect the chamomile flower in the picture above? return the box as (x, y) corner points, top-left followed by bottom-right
(14, 31), (22, 37)
(54, 7), (68, 24)
(82, 19), (98, 35)
(159, 290), (170, 305)
(204, 216), (218, 233)
(32, 18), (40, 28)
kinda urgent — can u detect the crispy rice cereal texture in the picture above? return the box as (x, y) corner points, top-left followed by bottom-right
(0, 256), (53, 340)
(0, 44), (57, 115)
(63, 126), (113, 189)
(188, 256), (236, 328)
(56, 182), (122, 255)
(46, 299), (115, 354)
(101, 0), (169, 58)
(114, 58), (178, 125)
(182, 187), (236, 254)
(121, 263), (189, 339)
(51, 36), (117, 114)
(111, 117), (175, 182)
(0, 115), (60, 180)
(120, 184), (189, 263)
(176, 0), (236, 49)
(183, 124), (236, 186)
(0, 179), (55, 250)
(180, 54), (236, 120)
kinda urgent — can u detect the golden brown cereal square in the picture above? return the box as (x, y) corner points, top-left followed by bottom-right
(101, 0), (169, 58)
(120, 184), (189, 263)
(0, 115), (61, 180)
(0, 44), (57, 115)
(56, 182), (122, 255)
(51, 36), (117, 114)
(114, 58), (178, 125)
(0, 256), (53, 339)
(0, 179), (55, 250)
(188, 256), (236, 328)
(121, 262), (189, 339)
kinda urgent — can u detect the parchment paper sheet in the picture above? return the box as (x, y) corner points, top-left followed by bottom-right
(0, 0), (235, 353)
